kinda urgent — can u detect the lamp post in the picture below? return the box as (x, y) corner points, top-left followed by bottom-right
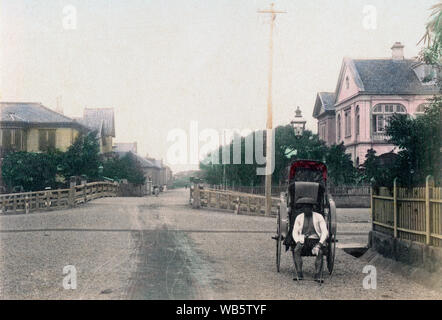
(284, 107), (306, 160)
(98, 164), (104, 179)
(290, 106), (306, 137)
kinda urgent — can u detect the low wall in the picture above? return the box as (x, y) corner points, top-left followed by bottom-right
(369, 230), (442, 273)
(332, 195), (370, 208)
(214, 185), (370, 208)
(190, 187), (280, 216)
(117, 183), (145, 197)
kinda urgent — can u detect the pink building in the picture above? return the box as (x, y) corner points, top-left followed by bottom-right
(313, 42), (439, 166)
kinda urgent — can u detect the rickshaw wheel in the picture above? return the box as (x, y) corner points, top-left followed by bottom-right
(276, 207), (282, 272)
(327, 234), (336, 275)
(326, 199), (337, 275)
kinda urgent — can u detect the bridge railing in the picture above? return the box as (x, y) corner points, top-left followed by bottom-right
(190, 185), (280, 216)
(0, 181), (118, 215)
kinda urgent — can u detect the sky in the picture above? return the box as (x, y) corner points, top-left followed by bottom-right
(0, 0), (438, 172)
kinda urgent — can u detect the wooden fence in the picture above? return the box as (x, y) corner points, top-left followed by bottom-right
(0, 181), (118, 215)
(190, 185), (280, 216)
(371, 176), (442, 247)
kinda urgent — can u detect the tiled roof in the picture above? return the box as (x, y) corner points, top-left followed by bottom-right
(81, 108), (115, 137)
(115, 151), (161, 169)
(0, 102), (79, 124)
(318, 92), (336, 110)
(352, 59), (439, 95)
(113, 142), (137, 153)
(313, 92), (335, 117)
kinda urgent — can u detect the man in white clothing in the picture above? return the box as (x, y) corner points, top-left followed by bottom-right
(292, 197), (328, 282)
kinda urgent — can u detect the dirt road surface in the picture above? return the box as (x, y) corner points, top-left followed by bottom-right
(0, 189), (440, 299)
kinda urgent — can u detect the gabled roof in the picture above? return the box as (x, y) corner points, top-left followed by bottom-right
(147, 158), (163, 169)
(312, 92), (336, 118)
(80, 108), (115, 137)
(333, 58), (439, 103)
(333, 57), (365, 102)
(0, 102), (83, 127)
(352, 59), (439, 95)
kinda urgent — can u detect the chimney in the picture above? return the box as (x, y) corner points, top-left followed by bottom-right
(391, 42), (404, 60)
(55, 96), (64, 114)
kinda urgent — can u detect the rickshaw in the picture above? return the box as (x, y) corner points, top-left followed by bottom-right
(273, 160), (337, 282)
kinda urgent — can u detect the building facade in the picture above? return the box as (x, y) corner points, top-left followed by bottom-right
(313, 42), (439, 166)
(313, 92), (336, 146)
(0, 102), (87, 157)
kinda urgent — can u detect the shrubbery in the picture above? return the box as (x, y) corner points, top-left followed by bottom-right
(1, 131), (146, 192)
(1, 151), (59, 191)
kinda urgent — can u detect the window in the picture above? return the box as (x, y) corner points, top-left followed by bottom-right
(319, 123), (326, 140)
(345, 76), (350, 89)
(38, 129), (56, 152)
(372, 104), (406, 133)
(1, 129), (26, 151)
(337, 114), (341, 141)
(355, 105), (360, 136)
(415, 103), (428, 117)
(345, 108), (351, 137)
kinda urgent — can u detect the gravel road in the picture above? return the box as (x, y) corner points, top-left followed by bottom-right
(0, 189), (440, 299)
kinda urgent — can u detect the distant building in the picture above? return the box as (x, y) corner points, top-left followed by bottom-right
(312, 92), (336, 146)
(77, 108), (115, 154)
(162, 165), (173, 188)
(113, 142), (137, 154)
(313, 42), (439, 166)
(114, 151), (172, 194)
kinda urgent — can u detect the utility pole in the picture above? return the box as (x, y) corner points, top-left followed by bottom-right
(258, 3), (286, 216)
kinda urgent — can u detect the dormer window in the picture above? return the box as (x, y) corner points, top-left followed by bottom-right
(412, 63), (437, 85)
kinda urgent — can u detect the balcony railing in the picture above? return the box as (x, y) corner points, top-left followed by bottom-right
(371, 132), (390, 142)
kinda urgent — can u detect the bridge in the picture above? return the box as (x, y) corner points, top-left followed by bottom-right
(0, 189), (439, 299)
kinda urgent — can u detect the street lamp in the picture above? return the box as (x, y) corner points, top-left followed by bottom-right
(98, 164), (104, 179)
(290, 106), (306, 137)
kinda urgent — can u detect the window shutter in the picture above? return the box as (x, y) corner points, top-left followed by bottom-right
(2, 129), (11, 149)
(14, 130), (22, 149)
(48, 130), (56, 149)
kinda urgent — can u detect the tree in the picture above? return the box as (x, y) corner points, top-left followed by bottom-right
(360, 148), (399, 187)
(102, 153), (146, 185)
(362, 148), (378, 183)
(1, 152), (59, 191)
(199, 130), (265, 187)
(199, 126), (356, 187)
(386, 102), (441, 186)
(60, 131), (101, 180)
(419, 3), (442, 89)
(324, 143), (356, 185)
